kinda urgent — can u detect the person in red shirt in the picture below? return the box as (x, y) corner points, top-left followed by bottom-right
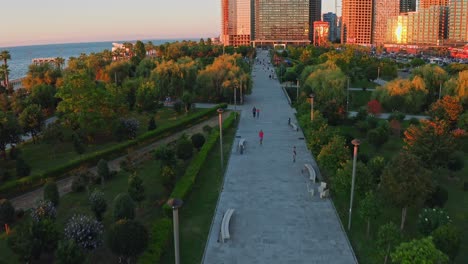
(259, 130), (264, 145)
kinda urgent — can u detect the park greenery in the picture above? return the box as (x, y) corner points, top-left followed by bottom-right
(277, 44), (467, 263)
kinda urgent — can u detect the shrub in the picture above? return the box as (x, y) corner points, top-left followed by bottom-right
(368, 156), (386, 184)
(366, 116), (379, 129)
(43, 181), (59, 206)
(128, 173), (145, 206)
(107, 219), (149, 260)
(9, 146), (20, 160)
(16, 208), (24, 219)
(161, 166), (176, 189)
(16, 157), (31, 177)
(97, 159), (110, 181)
(64, 214), (103, 251)
(367, 127), (389, 148)
(367, 99), (382, 115)
(138, 217), (172, 263)
(409, 117), (420, 126)
(425, 185), (448, 208)
(191, 133), (205, 150)
(72, 132), (86, 155)
(89, 190), (107, 221)
(175, 136), (193, 160)
(173, 101), (183, 113)
(115, 118), (139, 141)
(0, 199), (15, 227)
(447, 151), (464, 171)
(203, 125), (213, 134)
(432, 224), (461, 261)
(55, 239), (85, 264)
(147, 116), (157, 131)
(356, 120), (369, 133)
(418, 208), (451, 236)
(355, 107), (368, 121)
(113, 193), (135, 221)
(30, 219), (60, 254)
(388, 111), (406, 122)
(153, 146), (176, 168)
(358, 153), (369, 164)
(31, 200), (56, 222)
(71, 174), (88, 193)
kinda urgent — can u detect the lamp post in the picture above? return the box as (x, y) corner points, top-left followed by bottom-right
(439, 81), (442, 100)
(167, 198), (183, 264)
(310, 93), (315, 121)
(348, 139), (361, 230)
(234, 85), (237, 111)
(217, 108), (224, 170)
(346, 77), (350, 113)
(377, 66), (380, 80)
(296, 79), (299, 102)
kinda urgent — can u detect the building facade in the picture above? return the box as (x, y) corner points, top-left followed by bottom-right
(313, 21), (330, 46)
(400, 0), (416, 13)
(373, 0), (400, 45)
(221, 0), (251, 46)
(309, 0), (322, 41)
(323, 12), (338, 42)
(419, 0), (448, 8)
(341, 0), (373, 44)
(253, 0), (310, 45)
(448, 0), (468, 42)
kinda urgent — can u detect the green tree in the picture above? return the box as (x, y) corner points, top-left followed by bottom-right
(380, 151), (432, 230)
(134, 40), (147, 61)
(0, 199), (15, 227)
(191, 133), (205, 150)
(175, 135), (194, 160)
(181, 91), (193, 113)
(377, 222), (401, 264)
(55, 239), (85, 264)
(0, 111), (21, 159)
(128, 173), (145, 206)
(411, 64), (448, 103)
(372, 77), (428, 113)
(432, 224), (461, 261)
(136, 81), (160, 112)
(391, 237), (448, 264)
(317, 135), (349, 176)
(19, 104), (45, 143)
(43, 181), (59, 206)
(358, 191), (381, 237)
(97, 159), (110, 184)
(0, 50), (11, 90)
(107, 219), (148, 262)
(30, 84), (56, 112)
(333, 160), (373, 199)
(153, 145), (176, 168)
(113, 193), (135, 221)
(147, 116), (157, 131)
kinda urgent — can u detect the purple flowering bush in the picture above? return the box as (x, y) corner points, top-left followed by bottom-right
(64, 214), (103, 250)
(31, 200), (56, 222)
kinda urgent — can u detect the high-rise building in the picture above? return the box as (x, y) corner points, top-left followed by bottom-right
(400, 0), (416, 13)
(448, 0), (468, 42)
(309, 0), (322, 40)
(323, 12), (338, 42)
(373, 0), (400, 45)
(221, 0), (251, 46)
(341, 0), (373, 44)
(419, 0), (448, 8)
(313, 21), (330, 46)
(252, 0), (310, 45)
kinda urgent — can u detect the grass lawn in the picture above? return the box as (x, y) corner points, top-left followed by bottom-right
(161, 120), (237, 264)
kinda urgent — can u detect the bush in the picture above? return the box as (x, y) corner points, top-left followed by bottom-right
(43, 181), (59, 206)
(355, 107), (368, 121)
(89, 190), (107, 221)
(173, 101), (183, 113)
(55, 239), (85, 264)
(367, 127), (389, 148)
(0, 168), (11, 183)
(153, 146), (176, 169)
(128, 173), (145, 205)
(356, 120), (369, 133)
(71, 173), (88, 193)
(147, 116), (157, 131)
(191, 133), (205, 150)
(161, 166), (176, 190)
(464, 182), (468, 192)
(72, 132), (86, 155)
(115, 118), (139, 141)
(175, 136), (193, 160)
(0, 199), (15, 227)
(447, 151), (464, 171)
(31, 200), (56, 222)
(97, 159), (110, 181)
(425, 185), (448, 208)
(418, 208), (451, 236)
(203, 125), (213, 134)
(432, 224), (461, 261)
(138, 217), (172, 263)
(16, 157), (31, 177)
(113, 193), (135, 221)
(388, 111), (406, 122)
(357, 153), (369, 164)
(409, 117), (420, 126)
(368, 156), (386, 184)
(366, 116), (379, 129)
(107, 219), (149, 260)
(15, 208), (24, 219)
(64, 214), (103, 250)
(9, 146), (20, 160)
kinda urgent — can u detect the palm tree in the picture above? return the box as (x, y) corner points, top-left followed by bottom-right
(0, 50), (11, 90)
(54, 57), (65, 70)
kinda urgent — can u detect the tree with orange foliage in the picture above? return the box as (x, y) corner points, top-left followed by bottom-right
(429, 96), (463, 127)
(404, 119), (456, 168)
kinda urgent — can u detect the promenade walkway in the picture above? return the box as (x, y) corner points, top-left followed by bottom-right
(202, 50), (356, 263)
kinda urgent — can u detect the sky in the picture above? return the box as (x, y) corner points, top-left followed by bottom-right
(2, 0), (337, 48)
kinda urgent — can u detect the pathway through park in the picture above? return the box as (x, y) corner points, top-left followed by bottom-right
(202, 50), (357, 263)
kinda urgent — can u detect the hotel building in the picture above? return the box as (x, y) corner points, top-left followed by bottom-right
(221, 0), (251, 46)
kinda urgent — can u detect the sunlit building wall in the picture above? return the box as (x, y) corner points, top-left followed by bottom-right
(448, 0), (468, 42)
(341, 0), (373, 44)
(221, 0), (251, 46)
(419, 0), (448, 8)
(253, 0), (310, 45)
(374, 0), (400, 45)
(313, 21), (330, 46)
(386, 15), (409, 44)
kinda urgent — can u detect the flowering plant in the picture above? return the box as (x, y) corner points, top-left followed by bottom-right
(418, 207), (451, 235)
(31, 200), (56, 222)
(64, 214), (103, 250)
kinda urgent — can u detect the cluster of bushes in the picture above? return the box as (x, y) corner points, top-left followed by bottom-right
(0, 104), (226, 198)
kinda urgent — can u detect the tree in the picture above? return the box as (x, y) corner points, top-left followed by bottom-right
(16, 156), (31, 177)
(128, 173), (145, 206)
(107, 219), (148, 262)
(31, 200), (56, 222)
(135, 81), (160, 112)
(391, 237), (448, 264)
(367, 99), (382, 115)
(359, 191), (381, 237)
(191, 133), (205, 150)
(372, 77), (428, 113)
(429, 96), (463, 127)
(333, 160), (373, 199)
(89, 190), (107, 221)
(377, 222), (401, 264)
(30, 84), (56, 112)
(147, 116), (157, 131)
(175, 135), (194, 160)
(0, 50), (11, 90)
(404, 119), (456, 169)
(55, 239), (85, 264)
(417, 208), (451, 236)
(317, 135), (349, 176)
(0, 111), (21, 159)
(0, 199), (15, 228)
(72, 132), (86, 155)
(43, 181), (60, 206)
(113, 193), (135, 221)
(64, 214), (103, 251)
(432, 224), (461, 261)
(19, 104), (45, 143)
(411, 64), (448, 102)
(380, 151), (432, 230)
(134, 40), (147, 61)
(153, 145), (176, 168)
(114, 118), (139, 140)
(181, 91), (193, 113)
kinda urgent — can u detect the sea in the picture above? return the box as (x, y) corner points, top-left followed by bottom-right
(1, 39), (192, 80)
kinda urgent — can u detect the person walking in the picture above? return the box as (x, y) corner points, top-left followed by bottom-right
(252, 106), (256, 118)
(256, 108), (260, 119)
(259, 130), (264, 145)
(293, 146), (297, 163)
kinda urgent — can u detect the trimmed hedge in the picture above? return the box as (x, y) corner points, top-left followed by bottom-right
(138, 217), (172, 264)
(138, 111), (237, 264)
(0, 104), (227, 198)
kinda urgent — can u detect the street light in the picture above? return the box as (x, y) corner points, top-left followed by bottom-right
(234, 85), (237, 111)
(377, 66), (380, 80)
(346, 77), (350, 113)
(217, 108), (224, 170)
(348, 139), (361, 231)
(309, 93), (315, 121)
(167, 198), (183, 264)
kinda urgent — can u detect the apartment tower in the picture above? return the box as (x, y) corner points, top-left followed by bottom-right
(323, 12), (338, 42)
(448, 0), (468, 42)
(221, 0), (251, 46)
(341, 0), (373, 44)
(373, 0), (400, 45)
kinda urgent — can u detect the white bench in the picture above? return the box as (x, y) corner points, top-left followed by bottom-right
(221, 209), (235, 243)
(238, 139), (246, 154)
(290, 122), (299, 131)
(318, 182), (328, 198)
(306, 183), (315, 198)
(320, 189), (330, 199)
(303, 164), (316, 182)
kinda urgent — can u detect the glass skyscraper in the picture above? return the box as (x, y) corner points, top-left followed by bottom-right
(221, 0), (251, 46)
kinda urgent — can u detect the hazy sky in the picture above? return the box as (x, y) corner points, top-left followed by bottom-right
(2, 0), (337, 47)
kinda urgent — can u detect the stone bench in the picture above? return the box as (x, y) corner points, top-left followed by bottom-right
(221, 208), (235, 243)
(238, 138), (246, 154)
(289, 122), (299, 131)
(302, 163), (316, 183)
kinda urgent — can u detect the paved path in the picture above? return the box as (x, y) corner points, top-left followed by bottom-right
(10, 113), (229, 210)
(202, 50), (356, 263)
(348, 111), (429, 120)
